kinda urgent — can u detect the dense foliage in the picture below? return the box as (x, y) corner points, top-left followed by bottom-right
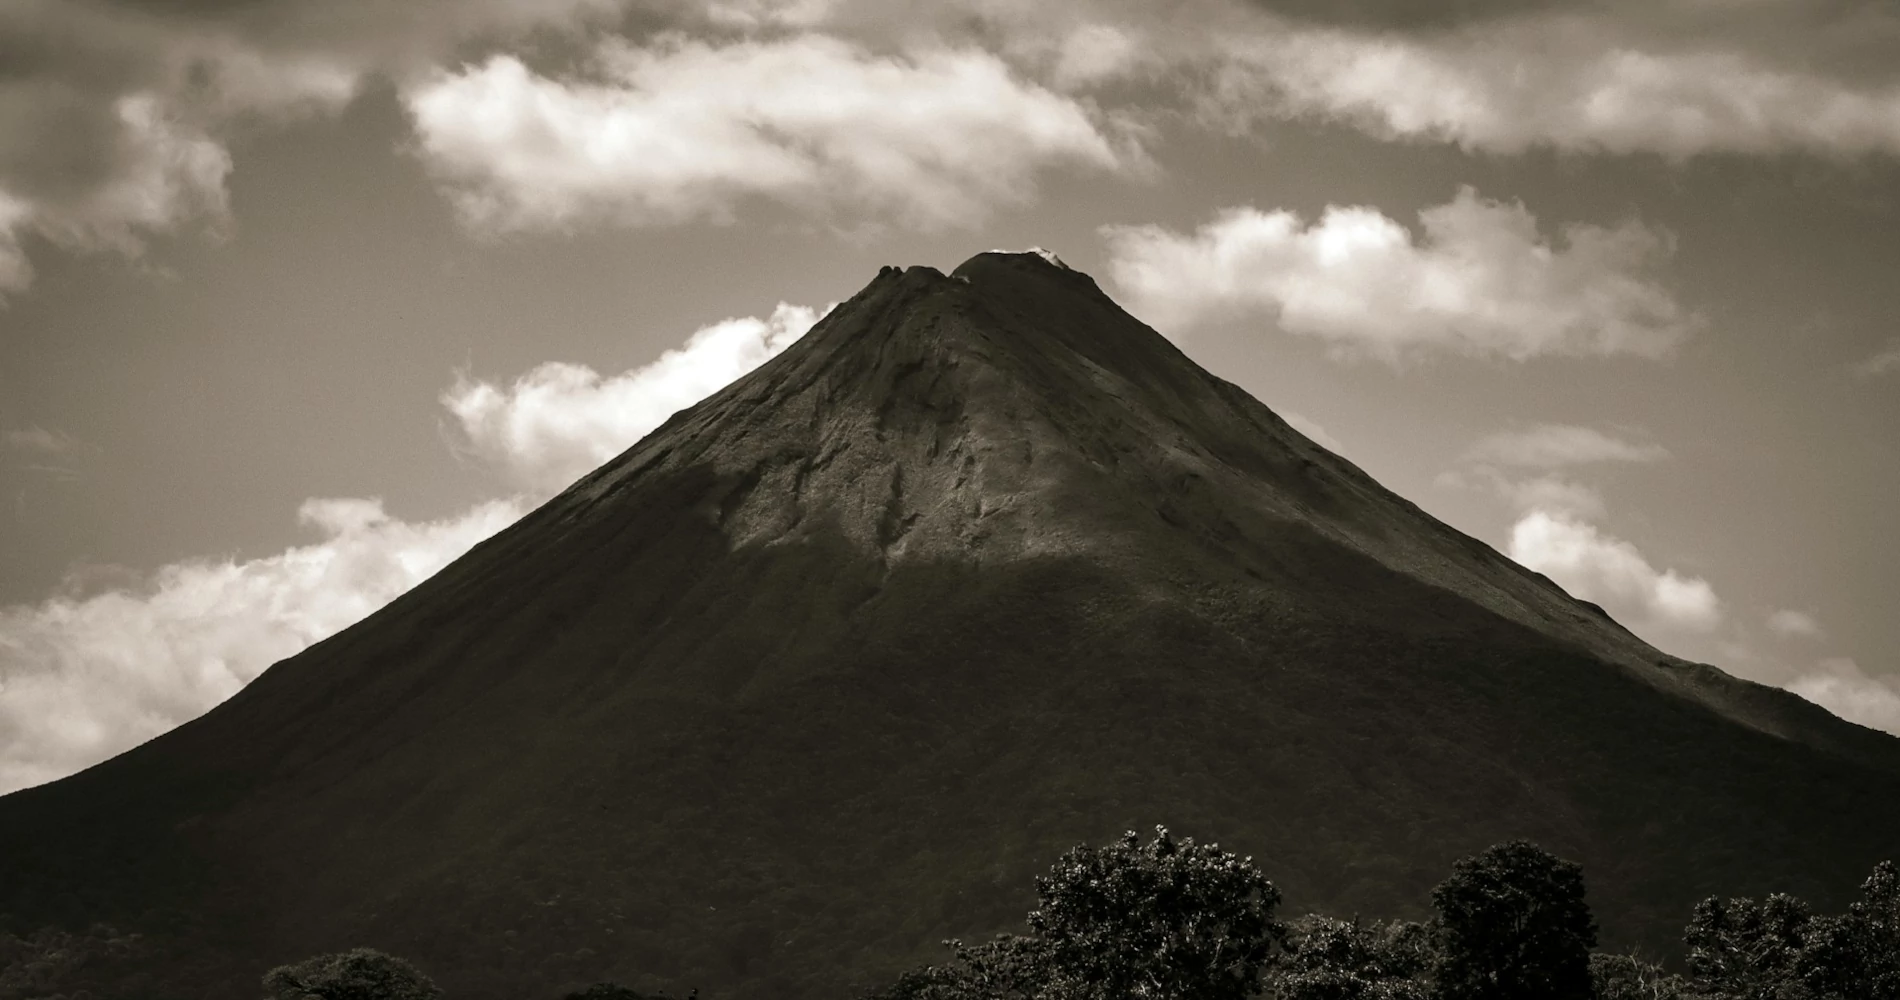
(261, 947), (441, 1000)
(231, 836), (1897, 1000)
(1431, 840), (1597, 1000)
(854, 831), (1894, 1000)
(1029, 827), (1282, 1000)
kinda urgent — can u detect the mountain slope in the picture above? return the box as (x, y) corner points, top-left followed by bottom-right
(3, 252), (1897, 999)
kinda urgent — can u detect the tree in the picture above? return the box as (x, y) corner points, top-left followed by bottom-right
(1028, 826), (1283, 1000)
(1430, 840), (1596, 1000)
(1799, 861), (1900, 1000)
(1682, 893), (1814, 999)
(1267, 916), (1431, 1000)
(260, 948), (441, 1000)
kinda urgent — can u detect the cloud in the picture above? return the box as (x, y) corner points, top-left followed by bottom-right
(1462, 427), (1716, 639)
(760, 0), (1900, 162)
(1854, 339), (1900, 378)
(1494, 476), (1607, 521)
(1767, 609), (1824, 640)
(0, 496), (525, 793)
(1282, 411), (1344, 455)
(1209, 8), (1900, 160)
(404, 34), (1133, 233)
(1443, 423), (1668, 517)
(1509, 508), (1722, 634)
(1102, 187), (1699, 361)
(1464, 424), (1669, 470)
(1785, 658), (1900, 736)
(444, 302), (824, 493)
(4, 426), (82, 456)
(0, 2), (355, 303)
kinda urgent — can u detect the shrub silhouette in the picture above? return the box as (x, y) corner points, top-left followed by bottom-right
(1031, 826), (1282, 1000)
(1429, 840), (1596, 1000)
(1683, 891), (1814, 997)
(860, 826), (1278, 999)
(1268, 915), (1432, 999)
(260, 947), (440, 1000)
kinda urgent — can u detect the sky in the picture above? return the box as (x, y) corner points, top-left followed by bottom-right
(2, 0), (1899, 793)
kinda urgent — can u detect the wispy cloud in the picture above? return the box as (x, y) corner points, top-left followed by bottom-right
(1853, 339), (1900, 378)
(1102, 187), (1699, 361)
(1767, 609), (1824, 640)
(4, 426), (96, 484)
(1207, 8), (1900, 160)
(1464, 424), (1670, 470)
(4, 426), (82, 456)
(405, 35), (1135, 234)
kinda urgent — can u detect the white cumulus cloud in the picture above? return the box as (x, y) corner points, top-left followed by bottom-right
(0, 496), (524, 794)
(444, 302), (824, 494)
(1102, 187), (1699, 361)
(404, 34), (1132, 233)
(1509, 508), (1722, 634)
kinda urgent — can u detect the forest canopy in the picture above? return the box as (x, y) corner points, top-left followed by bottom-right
(11, 828), (1889, 1000)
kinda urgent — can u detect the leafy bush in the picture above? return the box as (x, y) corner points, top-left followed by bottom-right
(1030, 826), (1282, 1000)
(1430, 840), (1596, 1000)
(1798, 860), (1900, 1000)
(260, 948), (441, 1000)
(861, 827), (1279, 1000)
(1680, 860), (1900, 1000)
(1683, 892), (1814, 998)
(1267, 915), (1431, 999)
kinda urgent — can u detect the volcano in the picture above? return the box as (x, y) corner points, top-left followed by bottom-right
(3, 252), (1897, 999)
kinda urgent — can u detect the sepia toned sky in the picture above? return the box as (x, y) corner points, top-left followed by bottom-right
(3, 0), (1899, 792)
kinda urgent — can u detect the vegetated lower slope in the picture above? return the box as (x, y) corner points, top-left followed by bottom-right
(2, 253), (1896, 1000)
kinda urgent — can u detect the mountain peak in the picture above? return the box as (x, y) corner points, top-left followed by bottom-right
(4, 252), (1896, 1000)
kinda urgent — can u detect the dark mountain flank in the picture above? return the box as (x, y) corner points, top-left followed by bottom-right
(3, 252), (1897, 999)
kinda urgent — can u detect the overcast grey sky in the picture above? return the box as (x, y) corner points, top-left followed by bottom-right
(2, 0), (1898, 792)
